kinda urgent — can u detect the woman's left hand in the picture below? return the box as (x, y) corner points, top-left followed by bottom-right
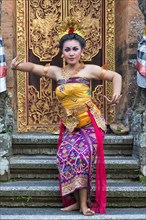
(11, 55), (23, 70)
(104, 93), (122, 106)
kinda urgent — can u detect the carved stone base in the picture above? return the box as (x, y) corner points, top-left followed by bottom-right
(129, 109), (146, 177)
(139, 133), (146, 177)
(0, 134), (12, 181)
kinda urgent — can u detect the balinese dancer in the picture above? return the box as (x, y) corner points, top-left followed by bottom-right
(11, 17), (122, 216)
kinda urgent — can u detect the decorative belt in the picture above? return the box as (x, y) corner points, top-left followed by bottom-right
(60, 103), (88, 132)
(60, 99), (106, 132)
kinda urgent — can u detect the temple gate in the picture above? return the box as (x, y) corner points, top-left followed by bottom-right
(16, 0), (115, 132)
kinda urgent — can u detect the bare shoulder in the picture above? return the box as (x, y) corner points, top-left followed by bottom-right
(85, 64), (101, 72)
(84, 64), (121, 81)
(46, 65), (62, 80)
(84, 64), (102, 79)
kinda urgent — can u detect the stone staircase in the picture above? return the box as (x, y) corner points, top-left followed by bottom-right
(0, 133), (146, 220)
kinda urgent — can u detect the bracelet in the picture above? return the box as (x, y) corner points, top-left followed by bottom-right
(12, 61), (22, 70)
(15, 63), (22, 70)
(43, 64), (50, 78)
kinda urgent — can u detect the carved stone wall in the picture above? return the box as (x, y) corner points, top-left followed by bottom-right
(115, 0), (143, 120)
(0, 92), (13, 182)
(128, 109), (146, 178)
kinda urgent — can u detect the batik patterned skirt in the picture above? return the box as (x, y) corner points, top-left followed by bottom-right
(57, 124), (97, 199)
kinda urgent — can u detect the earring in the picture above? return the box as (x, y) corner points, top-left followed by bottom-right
(81, 53), (84, 59)
(61, 54), (64, 58)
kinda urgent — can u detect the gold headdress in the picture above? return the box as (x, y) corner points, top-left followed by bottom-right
(59, 17), (85, 39)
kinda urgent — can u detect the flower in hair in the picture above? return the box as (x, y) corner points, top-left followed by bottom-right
(68, 28), (74, 34)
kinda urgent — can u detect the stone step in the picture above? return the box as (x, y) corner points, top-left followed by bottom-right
(12, 133), (134, 156)
(0, 180), (146, 208)
(10, 156), (139, 180)
(0, 208), (146, 220)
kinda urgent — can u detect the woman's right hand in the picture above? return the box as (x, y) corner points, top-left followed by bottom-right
(11, 55), (23, 70)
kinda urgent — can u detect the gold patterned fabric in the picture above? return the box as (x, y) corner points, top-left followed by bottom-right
(56, 78), (106, 132)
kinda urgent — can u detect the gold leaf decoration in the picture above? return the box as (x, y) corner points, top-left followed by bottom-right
(29, 0), (61, 61)
(68, 0), (102, 61)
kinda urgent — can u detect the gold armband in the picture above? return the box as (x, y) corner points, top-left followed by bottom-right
(100, 64), (108, 80)
(43, 64), (50, 78)
(100, 68), (106, 80)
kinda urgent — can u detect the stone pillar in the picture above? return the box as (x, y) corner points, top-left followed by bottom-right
(0, 133), (11, 181)
(0, 0), (14, 182)
(136, 0), (146, 180)
(0, 93), (6, 133)
(0, 92), (13, 182)
(129, 109), (146, 179)
(139, 111), (146, 179)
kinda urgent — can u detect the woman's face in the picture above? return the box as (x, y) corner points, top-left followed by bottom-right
(62, 39), (82, 65)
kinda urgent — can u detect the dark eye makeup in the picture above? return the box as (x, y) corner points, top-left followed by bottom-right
(64, 47), (79, 52)
(73, 47), (79, 51)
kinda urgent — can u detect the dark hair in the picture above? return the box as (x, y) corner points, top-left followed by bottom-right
(59, 33), (86, 50)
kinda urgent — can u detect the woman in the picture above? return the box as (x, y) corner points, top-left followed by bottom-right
(11, 18), (122, 216)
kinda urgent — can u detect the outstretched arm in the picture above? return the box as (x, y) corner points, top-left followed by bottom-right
(11, 55), (57, 80)
(88, 64), (122, 106)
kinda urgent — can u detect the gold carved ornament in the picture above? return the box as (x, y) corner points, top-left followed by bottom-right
(68, 0), (102, 61)
(29, 0), (61, 62)
(28, 2), (103, 133)
(16, 0), (115, 132)
(105, 0), (115, 124)
(16, 0), (28, 132)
